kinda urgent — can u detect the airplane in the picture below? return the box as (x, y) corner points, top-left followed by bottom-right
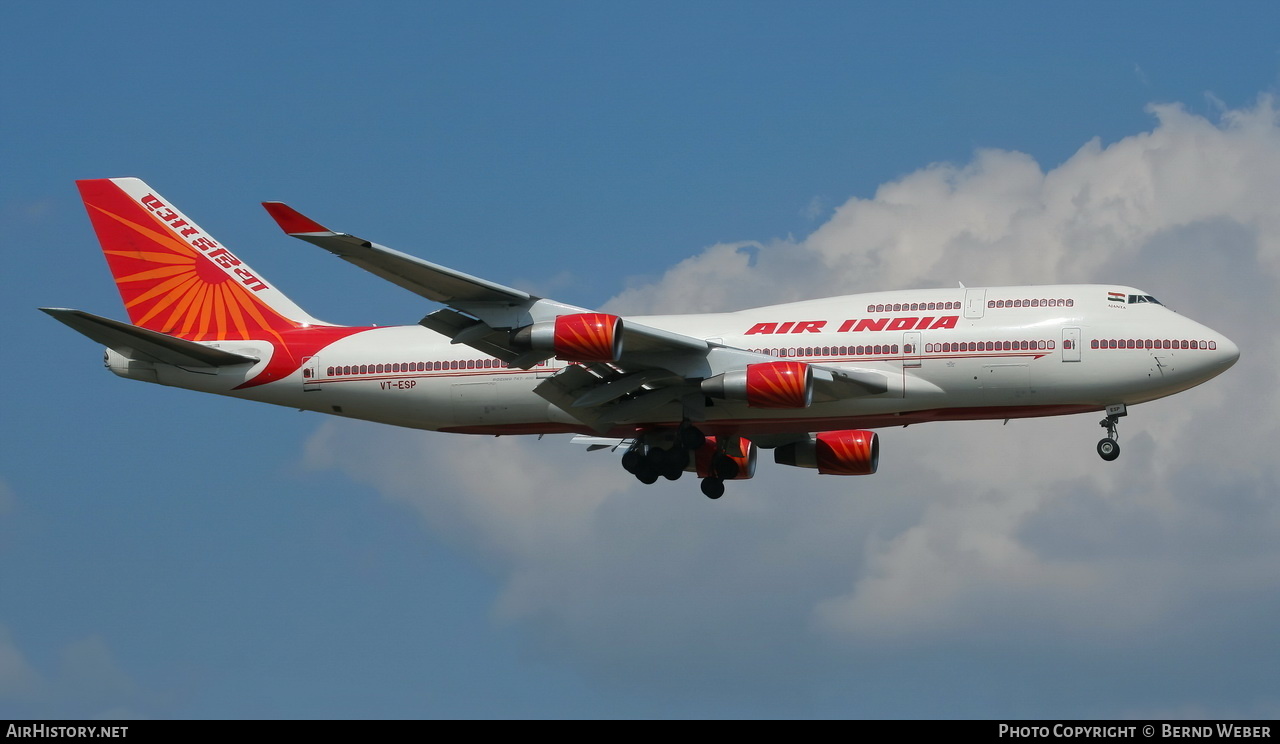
(44, 177), (1240, 499)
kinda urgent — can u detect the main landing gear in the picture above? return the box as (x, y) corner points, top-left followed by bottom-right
(1096, 403), (1126, 462)
(621, 424), (732, 499)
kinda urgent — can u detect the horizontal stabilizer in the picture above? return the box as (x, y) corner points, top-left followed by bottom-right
(41, 308), (258, 367)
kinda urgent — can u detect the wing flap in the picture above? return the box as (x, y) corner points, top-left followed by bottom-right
(572, 368), (684, 407)
(532, 365), (616, 433)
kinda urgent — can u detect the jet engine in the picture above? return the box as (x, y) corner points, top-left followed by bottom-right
(700, 360), (813, 408)
(773, 430), (879, 475)
(512, 313), (623, 362)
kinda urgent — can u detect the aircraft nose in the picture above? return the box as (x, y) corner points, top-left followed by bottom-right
(1216, 334), (1240, 369)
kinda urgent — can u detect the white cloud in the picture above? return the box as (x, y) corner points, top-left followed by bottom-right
(802, 195), (828, 222)
(605, 240), (780, 315)
(303, 95), (1280, 708)
(611, 98), (1280, 314)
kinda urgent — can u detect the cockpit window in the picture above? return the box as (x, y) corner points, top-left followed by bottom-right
(1128, 294), (1163, 305)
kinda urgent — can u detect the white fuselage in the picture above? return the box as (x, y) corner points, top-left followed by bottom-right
(106, 284), (1239, 438)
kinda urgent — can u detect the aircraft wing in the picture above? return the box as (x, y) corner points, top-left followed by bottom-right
(263, 201), (709, 360)
(263, 201), (885, 432)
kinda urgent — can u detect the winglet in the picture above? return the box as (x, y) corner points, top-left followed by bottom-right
(262, 201), (331, 235)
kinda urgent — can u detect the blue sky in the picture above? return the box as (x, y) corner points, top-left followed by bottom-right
(3, 2), (1280, 718)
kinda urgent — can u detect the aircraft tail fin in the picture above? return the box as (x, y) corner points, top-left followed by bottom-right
(76, 178), (333, 342)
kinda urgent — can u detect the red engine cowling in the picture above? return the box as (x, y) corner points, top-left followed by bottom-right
(687, 436), (757, 480)
(773, 430), (879, 475)
(512, 313), (623, 362)
(700, 360), (813, 408)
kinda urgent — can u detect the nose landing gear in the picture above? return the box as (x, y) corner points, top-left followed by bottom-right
(1097, 403), (1126, 461)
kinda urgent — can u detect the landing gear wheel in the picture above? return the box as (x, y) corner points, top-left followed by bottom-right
(662, 445), (691, 480)
(621, 447), (642, 474)
(1097, 407), (1124, 462)
(635, 451), (660, 484)
(712, 454), (740, 480)
(700, 478), (725, 499)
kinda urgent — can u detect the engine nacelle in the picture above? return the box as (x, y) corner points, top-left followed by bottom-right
(687, 436), (757, 480)
(512, 313), (623, 362)
(700, 360), (813, 409)
(773, 430), (879, 475)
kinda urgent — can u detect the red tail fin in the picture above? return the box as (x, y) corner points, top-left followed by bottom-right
(77, 178), (331, 342)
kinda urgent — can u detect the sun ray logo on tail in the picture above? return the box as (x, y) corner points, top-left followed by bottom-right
(76, 178), (367, 390)
(77, 178), (324, 343)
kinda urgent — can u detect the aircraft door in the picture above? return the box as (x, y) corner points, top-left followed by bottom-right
(964, 289), (987, 319)
(302, 355), (321, 391)
(903, 331), (922, 368)
(1062, 328), (1081, 362)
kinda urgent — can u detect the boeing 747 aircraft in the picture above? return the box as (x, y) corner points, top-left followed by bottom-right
(44, 178), (1239, 498)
